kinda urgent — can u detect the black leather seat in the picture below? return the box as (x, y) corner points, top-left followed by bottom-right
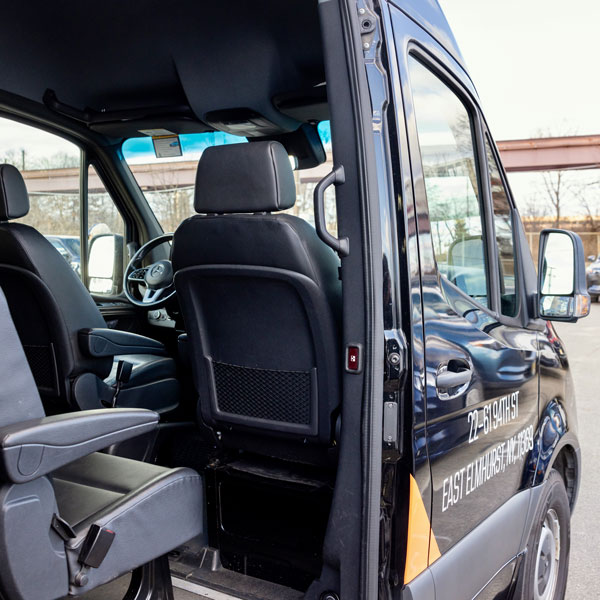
(0, 286), (204, 600)
(0, 164), (179, 416)
(172, 141), (341, 459)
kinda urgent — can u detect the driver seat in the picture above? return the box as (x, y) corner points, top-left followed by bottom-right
(0, 164), (180, 420)
(172, 141), (341, 462)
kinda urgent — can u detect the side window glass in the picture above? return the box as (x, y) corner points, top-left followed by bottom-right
(485, 138), (519, 317)
(0, 118), (83, 279)
(408, 56), (489, 308)
(87, 165), (126, 295)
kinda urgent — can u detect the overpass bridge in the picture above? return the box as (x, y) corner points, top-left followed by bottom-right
(20, 135), (600, 195)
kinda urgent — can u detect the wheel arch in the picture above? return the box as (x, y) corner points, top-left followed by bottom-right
(547, 442), (580, 512)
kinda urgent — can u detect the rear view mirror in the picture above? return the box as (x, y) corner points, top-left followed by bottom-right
(587, 255), (597, 262)
(88, 233), (124, 295)
(538, 229), (590, 322)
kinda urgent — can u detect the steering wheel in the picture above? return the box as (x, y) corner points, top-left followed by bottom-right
(124, 233), (176, 308)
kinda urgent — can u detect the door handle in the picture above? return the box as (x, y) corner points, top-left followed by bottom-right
(436, 369), (472, 389)
(313, 165), (349, 257)
(436, 359), (472, 398)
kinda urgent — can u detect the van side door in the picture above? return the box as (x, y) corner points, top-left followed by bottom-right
(387, 6), (539, 598)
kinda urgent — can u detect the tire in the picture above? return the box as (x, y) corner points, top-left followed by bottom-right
(515, 469), (571, 600)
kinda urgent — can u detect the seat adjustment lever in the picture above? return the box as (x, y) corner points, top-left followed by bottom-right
(51, 514), (76, 542)
(104, 360), (133, 408)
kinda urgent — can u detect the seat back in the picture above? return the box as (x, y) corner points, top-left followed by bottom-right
(0, 286), (68, 600)
(0, 285), (45, 427)
(173, 142), (341, 454)
(0, 165), (111, 413)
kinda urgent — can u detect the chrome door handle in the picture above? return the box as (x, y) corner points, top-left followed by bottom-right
(436, 360), (472, 399)
(436, 369), (472, 389)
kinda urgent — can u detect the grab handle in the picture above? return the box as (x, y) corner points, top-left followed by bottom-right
(313, 165), (349, 257)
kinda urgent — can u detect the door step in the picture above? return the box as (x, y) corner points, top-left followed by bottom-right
(172, 577), (242, 599)
(170, 546), (303, 600)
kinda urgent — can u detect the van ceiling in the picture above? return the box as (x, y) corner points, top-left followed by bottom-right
(0, 0), (325, 136)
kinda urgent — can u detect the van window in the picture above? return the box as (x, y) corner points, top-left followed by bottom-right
(0, 117), (83, 279)
(88, 164), (126, 294)
(408, 57), (489, 307)
(485, 137), (519, 317)
(0, 117), (129, 293)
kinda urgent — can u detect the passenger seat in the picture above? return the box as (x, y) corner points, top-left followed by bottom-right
(0, 286), (204, 600)
(0, 163), (180, 418)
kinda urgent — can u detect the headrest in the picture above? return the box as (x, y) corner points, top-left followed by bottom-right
(0, 164), (29, 221)
(194, 141), (296, 214)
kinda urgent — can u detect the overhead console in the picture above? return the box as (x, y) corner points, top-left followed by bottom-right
(206, 109), (327, 169)
(204, 108), (283, 137)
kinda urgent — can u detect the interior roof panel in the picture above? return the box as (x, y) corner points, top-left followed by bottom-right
(0, 0), (325, 135)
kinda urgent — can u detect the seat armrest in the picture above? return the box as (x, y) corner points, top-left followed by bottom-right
(0, 408), (159, 484)
(79, 328), (167, 358)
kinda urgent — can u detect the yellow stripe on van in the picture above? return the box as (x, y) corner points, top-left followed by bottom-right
(404, 474), (441, 584)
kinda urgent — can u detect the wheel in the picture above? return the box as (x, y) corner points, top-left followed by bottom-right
(515, 469), (570, 600)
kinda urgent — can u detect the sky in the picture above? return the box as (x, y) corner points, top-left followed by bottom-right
(437, 0), (600, 216)
(438, 0), (600, 140)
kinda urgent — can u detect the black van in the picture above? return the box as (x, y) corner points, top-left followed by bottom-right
(0, 1), (589, 600)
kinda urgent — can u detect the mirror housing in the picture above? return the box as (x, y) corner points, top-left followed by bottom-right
(587, 255), (597, 263)
(538, 229), (590, 322)
(88, 233), (124, 295)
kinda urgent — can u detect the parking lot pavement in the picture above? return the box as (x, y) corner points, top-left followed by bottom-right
(555, 303), (600, 599)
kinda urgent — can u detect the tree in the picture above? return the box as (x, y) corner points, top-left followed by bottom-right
(531, 127), (582, 229)
(520, 194), (545, 220)
(33, 152), (79, 170)
(541, 170), (566, 228)
(577, 185), (600, 232)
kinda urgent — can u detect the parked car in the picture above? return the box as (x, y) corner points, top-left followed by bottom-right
(0, 2), (590, 600)
(45, 234), (81, 276)
(586, 255), (600, 300)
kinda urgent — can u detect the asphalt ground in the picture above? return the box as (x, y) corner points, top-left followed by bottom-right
(556, 303), (600, 598)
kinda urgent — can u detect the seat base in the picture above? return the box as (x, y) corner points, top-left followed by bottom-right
(52, 452), (204, 596)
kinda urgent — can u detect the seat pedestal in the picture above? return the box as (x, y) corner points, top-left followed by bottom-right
(125, 556), (174, 600)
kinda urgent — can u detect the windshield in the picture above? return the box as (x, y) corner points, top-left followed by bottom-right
(122, 132), (243, 232)
(122, 122), (335, 234)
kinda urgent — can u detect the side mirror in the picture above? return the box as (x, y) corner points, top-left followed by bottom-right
(88, 233), (124, 295)
(538, 229), (590, 322)
(587, 255), (596, 263)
